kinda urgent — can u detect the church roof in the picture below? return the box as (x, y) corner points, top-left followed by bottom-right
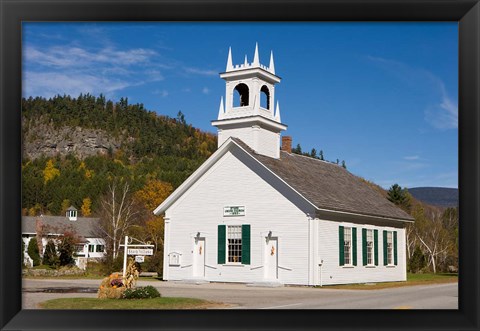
(22, 215), (101, 239)
(231, 138), (414, 221)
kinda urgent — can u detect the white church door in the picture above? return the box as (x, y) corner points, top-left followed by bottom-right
(193, 237), (205, 278)
(264, 237), (278, 280)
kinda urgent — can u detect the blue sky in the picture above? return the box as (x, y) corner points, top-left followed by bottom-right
(22, 22), (458, 189)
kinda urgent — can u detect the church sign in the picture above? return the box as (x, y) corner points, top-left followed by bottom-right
(223, 206), (245, 217)
(127, 248), (153, 256)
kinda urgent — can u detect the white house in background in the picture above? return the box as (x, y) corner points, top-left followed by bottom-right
(154, 44), (414, 286)
(22, 206), (106, 269)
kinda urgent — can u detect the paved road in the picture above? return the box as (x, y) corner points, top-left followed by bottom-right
(23, 278), (458, 309)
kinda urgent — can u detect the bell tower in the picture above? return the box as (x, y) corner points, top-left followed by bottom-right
(212, 43), (287, 159)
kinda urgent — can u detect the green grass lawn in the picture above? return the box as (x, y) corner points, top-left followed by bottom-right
(317, 273), (458, 290)
(39, 297), (224, 309)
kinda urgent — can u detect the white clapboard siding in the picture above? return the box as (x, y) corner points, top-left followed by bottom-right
(317, 219), (406, 285)
(165, 149), (315, 285)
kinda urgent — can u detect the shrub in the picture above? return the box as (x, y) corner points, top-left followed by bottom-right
(57, 231), (79, 266)
(42, 239), (59, 268)
(144, 252), (163, 278)
(123, 286), (161, 299)
(27, 237), (41, 267)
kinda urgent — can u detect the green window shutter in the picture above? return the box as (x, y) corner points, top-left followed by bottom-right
(217, 225), (226, 264)
(339, 226), (344, 266)
(374, 230), (379, 266)
(241, 224), (251, 265)
(352, 227), (357, 266)
(394, 231), (398, 266)
(383, 230), (388, 266)
(362, 229), (367, 266)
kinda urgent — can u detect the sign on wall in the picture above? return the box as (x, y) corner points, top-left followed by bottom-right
(223, 206), (245, 216)
(127, 248), (153, 255)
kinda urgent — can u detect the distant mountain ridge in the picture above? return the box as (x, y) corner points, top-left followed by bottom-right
(408, 187), (458, 207)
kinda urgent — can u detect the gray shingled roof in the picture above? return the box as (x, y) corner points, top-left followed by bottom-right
(22, 216), (101, 238)
(232, 138), (413, 221)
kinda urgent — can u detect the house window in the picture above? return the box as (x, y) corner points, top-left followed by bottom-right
(88, 245), (95, 253)
(366, 229), (374, 265)
(344, 227), (352, 265)
(386, 231), (393, 265)
(227, 225), (242, 263)
(96, 245), (105, 253)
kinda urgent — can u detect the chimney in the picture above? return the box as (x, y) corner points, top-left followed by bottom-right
(282, 136), (292, 153)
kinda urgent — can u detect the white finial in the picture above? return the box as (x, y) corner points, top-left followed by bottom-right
(218, 96), (225, 119)
(275, 101), (281, 122)
(269, 50), (275, 74)
(244, 54), (248, 67)
(226, 47), (233, 71)
(253, 42), (260, 66)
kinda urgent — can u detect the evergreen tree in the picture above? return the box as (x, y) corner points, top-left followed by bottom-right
(42, 239), (59, 268)
(310, 148), (317, 159)
(27, 237), (41, 266)
(341, 160), (347, 169)
(408, 246), (426, 273)
(387, 183), (412, 211)
(319, 150), (324, 161)
(57, 231), (78, 266)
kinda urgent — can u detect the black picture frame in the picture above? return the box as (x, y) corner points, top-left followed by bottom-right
(1, 1), (478, 330)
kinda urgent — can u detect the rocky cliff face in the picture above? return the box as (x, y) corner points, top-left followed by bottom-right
(23, 121), (123, 160)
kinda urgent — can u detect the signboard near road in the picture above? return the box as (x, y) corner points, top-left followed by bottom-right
(127, 248), (153, 255)
(135, 256), (145, 263)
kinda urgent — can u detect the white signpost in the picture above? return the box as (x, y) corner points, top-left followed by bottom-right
(119, 236), (155, 278)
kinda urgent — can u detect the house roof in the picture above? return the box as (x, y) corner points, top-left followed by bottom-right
(231, 138), (413, 221)
(66, 206), (77, 211)
(22, 215), (101, 238)
(154, 137), (413, 222)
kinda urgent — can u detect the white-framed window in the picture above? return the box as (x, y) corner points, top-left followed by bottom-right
(96, 245), (105, 253)
(88, 245), (95, 253)
(227, 225), (242, 263)
(386, 231), (393, 265)
(344, 227), (352, 265)
(366, 229), (374, 265)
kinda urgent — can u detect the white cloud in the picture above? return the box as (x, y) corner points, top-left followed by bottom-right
(424, 80), (458, 130)
(24, 45), (156, 69)
(153, 89), (169, 98)
(23, 71), (135, 99)
(202, 87), (210, 94)
(184, 67), (218, 76)
(403, 155), (420, 160)
(366, 55), (457, 130)
(23, 43), (163, 98)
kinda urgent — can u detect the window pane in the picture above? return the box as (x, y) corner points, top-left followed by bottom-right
(227, 226), (242, 263)
(344, 227), (351, 265)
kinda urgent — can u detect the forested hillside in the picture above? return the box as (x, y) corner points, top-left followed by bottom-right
(22, 94), (217, 216)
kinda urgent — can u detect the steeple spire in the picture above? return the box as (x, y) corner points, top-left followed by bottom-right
(226, 47), (233, 71)
(253, 42), (260, 66)
(218, 96), (225, 119)
(269, 50), (275, 74)
(275, 101), (281, 122)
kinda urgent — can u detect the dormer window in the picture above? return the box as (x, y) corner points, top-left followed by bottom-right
(66, 206), (78, 221)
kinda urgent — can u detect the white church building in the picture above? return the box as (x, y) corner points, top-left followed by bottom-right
(154, 44), (413, 286)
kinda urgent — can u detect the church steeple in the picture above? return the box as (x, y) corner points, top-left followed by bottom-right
(212, 44), (287, 159)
